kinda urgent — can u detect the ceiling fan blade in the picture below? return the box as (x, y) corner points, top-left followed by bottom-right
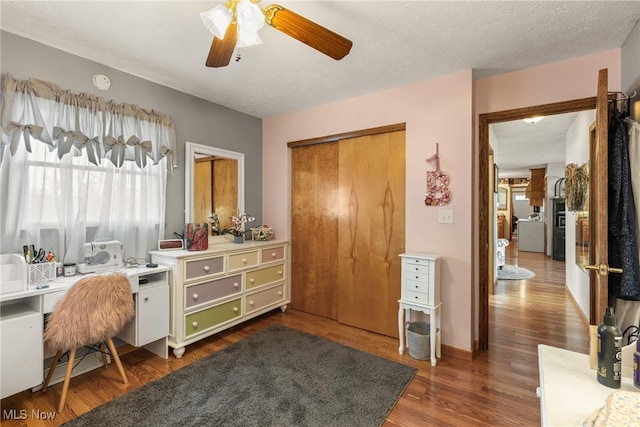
(263, 5), (352, 60)
(206, 22), (238, 68)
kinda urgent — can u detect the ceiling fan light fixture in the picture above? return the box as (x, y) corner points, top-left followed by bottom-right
(522, 116), (544, 124)
(237, 28), (263, 47)
(200, 5), (232, 39)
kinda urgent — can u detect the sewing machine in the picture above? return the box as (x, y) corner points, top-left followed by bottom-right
(77, 240), (124, 274)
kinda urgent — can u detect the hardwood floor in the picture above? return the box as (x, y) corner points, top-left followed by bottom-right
(1, 241), (588, 426)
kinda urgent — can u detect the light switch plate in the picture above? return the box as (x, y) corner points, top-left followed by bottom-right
(438, 210), (454, 224)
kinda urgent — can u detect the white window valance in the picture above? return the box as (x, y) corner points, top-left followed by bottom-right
(1, 73), (177, 172)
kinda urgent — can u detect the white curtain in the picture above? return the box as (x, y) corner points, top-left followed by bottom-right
(0, 74), (174, 263)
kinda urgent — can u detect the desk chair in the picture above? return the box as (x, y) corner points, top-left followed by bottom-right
(42, 273), (134, 412)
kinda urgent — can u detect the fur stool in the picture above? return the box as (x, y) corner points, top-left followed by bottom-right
(42, 273), (134, 412)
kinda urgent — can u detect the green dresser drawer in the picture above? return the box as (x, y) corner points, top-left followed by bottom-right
(185, 298), (242, 338)
(246, 264), (285, 290)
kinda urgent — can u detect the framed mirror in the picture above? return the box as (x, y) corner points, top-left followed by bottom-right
(185, 141), (245, 235)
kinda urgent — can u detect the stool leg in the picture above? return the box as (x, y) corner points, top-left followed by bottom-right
(105, 337), (128, 384)
(42, 349), (63, 392)
(57, 347), (77, 412)
(99, 342), (109, 368)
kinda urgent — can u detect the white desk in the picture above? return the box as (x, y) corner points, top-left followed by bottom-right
(537, 344), (638, 426)
(0, 266), (170, 399)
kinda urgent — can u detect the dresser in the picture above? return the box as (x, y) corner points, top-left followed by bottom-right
(397, 253), (441, 366)
(150, 240), (289, 358)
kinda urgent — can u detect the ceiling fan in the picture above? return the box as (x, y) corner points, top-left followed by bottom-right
(200, 0), (353, 68)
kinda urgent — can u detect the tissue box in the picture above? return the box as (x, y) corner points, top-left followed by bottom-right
(28, 261), (56, 283)
(0, 253), (28, 294)
(252, 226), (274, 241)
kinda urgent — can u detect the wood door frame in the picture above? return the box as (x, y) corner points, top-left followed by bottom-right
(478, 97), (597, 351)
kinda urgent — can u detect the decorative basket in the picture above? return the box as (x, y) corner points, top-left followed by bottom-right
(28, 262), (56, 283)
(252, 225), (274, 241)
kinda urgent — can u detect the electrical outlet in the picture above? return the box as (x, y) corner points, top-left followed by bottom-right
(438, 210), (454, 224)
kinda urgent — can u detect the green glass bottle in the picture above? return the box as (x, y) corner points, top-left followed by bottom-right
(596, 306), (622, 388)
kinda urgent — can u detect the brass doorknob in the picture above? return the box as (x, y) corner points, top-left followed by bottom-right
(584, 264), (623, 275)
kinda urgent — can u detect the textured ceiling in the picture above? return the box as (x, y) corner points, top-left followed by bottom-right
(1, 1), (639, 119)
(492, 112), (583, 178)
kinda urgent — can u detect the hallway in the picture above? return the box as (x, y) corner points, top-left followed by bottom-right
(492, 235), (589, 355)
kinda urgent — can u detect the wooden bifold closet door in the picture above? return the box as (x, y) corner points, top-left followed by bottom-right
(291, 129), (405, 338)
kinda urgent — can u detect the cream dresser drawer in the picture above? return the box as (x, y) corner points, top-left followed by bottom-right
(184, 255), (225, 282)
(185, 274), (242, 309)
(245, 284), (286, 315)
(185, 298), (242, 338)
(260, 246), (285, 263)
(228, 250), (259, 272)
(246, 264), (285, 290)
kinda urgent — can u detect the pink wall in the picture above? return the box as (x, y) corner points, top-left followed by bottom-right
(263, 70), (475, 351)
(263, 48), (622, 353)
(473, 49), (621, 341)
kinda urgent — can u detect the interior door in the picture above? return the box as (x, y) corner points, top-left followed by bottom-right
(586, 68), (610, 324)
(290, 143), (339, 319)
(337, 131), (405, 337)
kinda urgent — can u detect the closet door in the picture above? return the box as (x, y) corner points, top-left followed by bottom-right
(337, 131), (405, 337)
(291, 143), (339, 319)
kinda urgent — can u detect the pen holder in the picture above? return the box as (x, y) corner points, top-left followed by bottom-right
(28, 262), (57, 283)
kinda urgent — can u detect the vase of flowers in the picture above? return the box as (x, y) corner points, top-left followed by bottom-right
(223, 211), (255, 243)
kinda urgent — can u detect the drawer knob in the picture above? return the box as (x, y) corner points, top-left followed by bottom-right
(192, 321), (199, 329)
(271, 252), (276, 258)
(249, 301), (255, 306)
(193, 293), (199, 300)
(250, 278), (255, 284)
(204, 265), (210, 272)
(277, 291), (282, 296)
(234, 282), (239, 288)
(144, 297), (149, 302)
(415, 296), (419, 299)
(415, 276), (419, 279)
(242, 258), (247, 264)
(415, 285), (419, 289)
(233, 307), (239, 313)
(415, 267), (419, 271)
(278, 270), (283, 276)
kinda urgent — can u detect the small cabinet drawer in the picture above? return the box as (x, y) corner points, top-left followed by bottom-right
(185, 275), (242, 309)
(403, 289), (429, 304)
(405, 257), (431, 267)
(246, 264), (285, 290)
(184, 256), (225, 282)
(245, 284), (285, 315)
(405, 263), (429, 275)
(405, 279), (429, 294)
(228, 251), (259, 272)
(43, 290), (67, 314)
(260, 246), (285, 263)
(184, 298), (242, 338)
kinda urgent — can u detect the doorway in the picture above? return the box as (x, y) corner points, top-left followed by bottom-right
(478, 97), (598, 351)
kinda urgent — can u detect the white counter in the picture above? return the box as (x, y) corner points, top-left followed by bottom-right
(537, 344), (638, 426)
(518, 219), (544, 253)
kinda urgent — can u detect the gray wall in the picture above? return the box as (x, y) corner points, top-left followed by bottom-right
(0, 31), (263, 238)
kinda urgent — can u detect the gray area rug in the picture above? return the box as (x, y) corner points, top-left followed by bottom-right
(64, 324), (416, 427)
(497, 264), (535, 280)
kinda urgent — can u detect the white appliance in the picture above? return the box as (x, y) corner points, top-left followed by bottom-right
(77, 240), (124, 274)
